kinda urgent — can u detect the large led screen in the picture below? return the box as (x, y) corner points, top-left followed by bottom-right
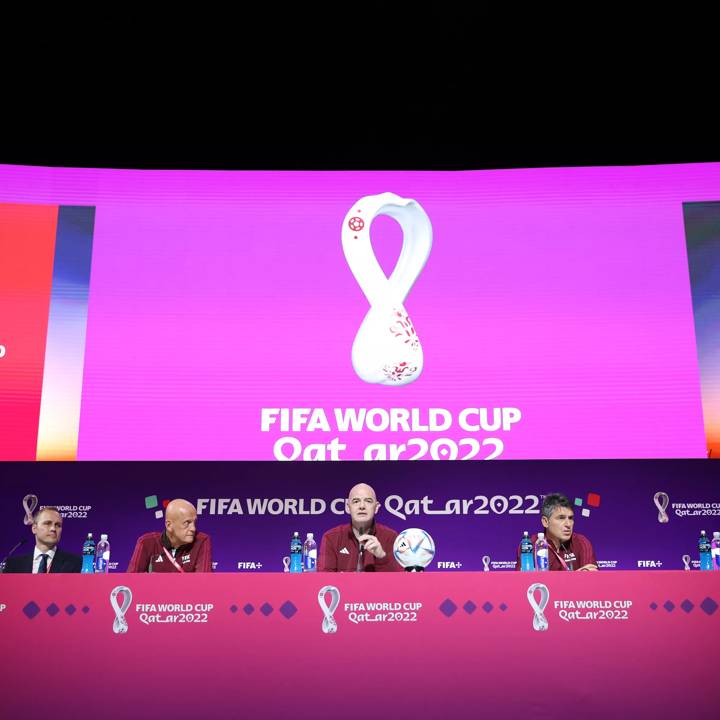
(0, 163), (717, 460)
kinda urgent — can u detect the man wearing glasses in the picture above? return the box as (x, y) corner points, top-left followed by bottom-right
(318, 483), (403, 572)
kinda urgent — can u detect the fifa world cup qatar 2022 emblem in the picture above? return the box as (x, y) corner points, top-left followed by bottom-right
(110, 586), (133, 634)
(22, 494), (39, 525)
(342, 192), (432, 386)
(654, 492), (670, 523)
(318, 586), (341, 634)
(527, 583), (550, 632)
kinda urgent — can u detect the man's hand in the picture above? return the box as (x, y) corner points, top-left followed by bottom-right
(358, 534), (386, 559)
(577, 564), (598, 571)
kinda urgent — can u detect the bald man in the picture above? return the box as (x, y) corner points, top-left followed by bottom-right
(127, 499), (212, 573)
(318, 484), (403, 572)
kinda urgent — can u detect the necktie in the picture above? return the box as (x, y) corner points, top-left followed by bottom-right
(38, 553), (49, 574)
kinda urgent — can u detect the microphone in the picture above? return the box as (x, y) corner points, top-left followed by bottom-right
(1, 538), (28, 568)
(359, 542), (365, 554)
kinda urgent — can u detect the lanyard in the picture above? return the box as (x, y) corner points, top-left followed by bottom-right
(163, 546), (186, 573)
(549, 543), (572, 571)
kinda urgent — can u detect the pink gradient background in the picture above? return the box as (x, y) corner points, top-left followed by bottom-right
(0, 163), (715, 459)
(0, 572), (717, 719)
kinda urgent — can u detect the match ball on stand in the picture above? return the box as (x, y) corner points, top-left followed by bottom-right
(393, 528), (436, 569)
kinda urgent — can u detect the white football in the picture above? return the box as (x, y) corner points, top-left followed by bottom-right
(393, 528), (436, 568)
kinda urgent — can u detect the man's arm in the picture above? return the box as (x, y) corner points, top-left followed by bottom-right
(126, 536), (151, 573)
(61, 551), (82, 573)
(318, 531), (337, 572)
(577, 535), (598, 571)
(364, 530), (403, 571)
(196, 535), (213, 572)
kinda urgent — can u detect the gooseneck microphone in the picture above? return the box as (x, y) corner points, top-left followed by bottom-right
(0, 538), (28, 568)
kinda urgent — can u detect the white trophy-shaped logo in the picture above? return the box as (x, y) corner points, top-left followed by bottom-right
(318, 585), (341, 634)
(342, 192), (432, 385)
(110, 585), (133, 634)
(653, 492), (670, 523)
(22, 494), (39, 525)
(527, 583), (550, 632)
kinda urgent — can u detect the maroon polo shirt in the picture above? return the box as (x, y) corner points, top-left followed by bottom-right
(515, 532), (597, 571)
(127, 531), (213, 573)
(318, 522), (404, 572)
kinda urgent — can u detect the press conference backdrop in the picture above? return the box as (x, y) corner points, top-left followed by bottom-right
(1, 460), (717, 572)
(1, 163), (718, 462)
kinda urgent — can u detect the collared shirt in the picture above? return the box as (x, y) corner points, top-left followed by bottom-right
(32, 546), (57, 574)
(515, 532), (597, 571)
(318, 523), (404, 572)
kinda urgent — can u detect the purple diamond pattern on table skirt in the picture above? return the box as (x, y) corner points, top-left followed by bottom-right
(229, 605), (238, 614)
(482, 601), (493, 614)
(23, 601), (40, 620)
(649, 602), (658, 611)
(65, 604), (76, 616)
(260, 603), (273, 616)
(243, 603), (255, 615)
(663, 601), (675, 613)
(700, 597), (718, 616)
(46, 603), (60, 617)
(463, 601), (477, 615)
(439, 599), (458, 617)
(499, 603), (508, 612)
(680, 599), (694, 614)
(279, 601), (297, 619)
(81, 606), (90, 614)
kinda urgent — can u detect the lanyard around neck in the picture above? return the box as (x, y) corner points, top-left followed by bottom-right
(163, 546), (186, 573)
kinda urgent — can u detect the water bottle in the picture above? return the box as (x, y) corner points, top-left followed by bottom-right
(699, 530), (712, 571)
(535, 532), (549, 571)
(520, 531), (535, 571)
(81, 533), (95, 574)
(95, 534), (110, 573)
(303, 533), (317, 572)
(711, 532), (720, 571)
(290, 531), (303, 573)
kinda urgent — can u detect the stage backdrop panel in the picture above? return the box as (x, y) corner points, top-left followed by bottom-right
(1, 460), (717, 573)
(0, 163), (716, 460)
(0, 572), (717, 720)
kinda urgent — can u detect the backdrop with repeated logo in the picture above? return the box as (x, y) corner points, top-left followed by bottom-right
(1, 460), (718, 572)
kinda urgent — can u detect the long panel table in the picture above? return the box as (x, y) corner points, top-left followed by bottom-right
(1, 571), (717, 719)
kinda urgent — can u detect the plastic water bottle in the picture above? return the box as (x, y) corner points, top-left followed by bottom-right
(81, 533), (95, 574)
(303, 533), (317, 572)
(535, 532), (549, 571)
(699, 531), (712, 571)
(711, 532), (720, 571)
(520, 531), (535, 571)
(95, 534), (110, 573)
(290, 531), (303, 573)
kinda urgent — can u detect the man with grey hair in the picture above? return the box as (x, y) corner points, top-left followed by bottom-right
(318, 483), (403, 572)
(516, 493), (598, 571)
(127, 499), (212, 573)
(2, 506), (82, 573)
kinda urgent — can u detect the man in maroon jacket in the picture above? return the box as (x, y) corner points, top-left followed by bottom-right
(318, 483), (403, 572)
(516, 493), (598, 571)
(127, 499), (212, 573)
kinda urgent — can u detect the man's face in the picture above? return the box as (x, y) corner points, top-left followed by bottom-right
(32, 510), (63, 549)
(166, 506), (197, 546)
(348, 485), (379, 527)
(542, 506), (574, 543)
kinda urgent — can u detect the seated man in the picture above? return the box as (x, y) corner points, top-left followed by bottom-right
(516, 493), (598, 571)
(127, 498), (212, 572)
(318, 483), (403, 572)
(2, 506), (82, 573)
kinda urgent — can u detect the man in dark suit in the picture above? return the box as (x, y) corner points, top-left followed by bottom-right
(2, 506), (82, 573)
